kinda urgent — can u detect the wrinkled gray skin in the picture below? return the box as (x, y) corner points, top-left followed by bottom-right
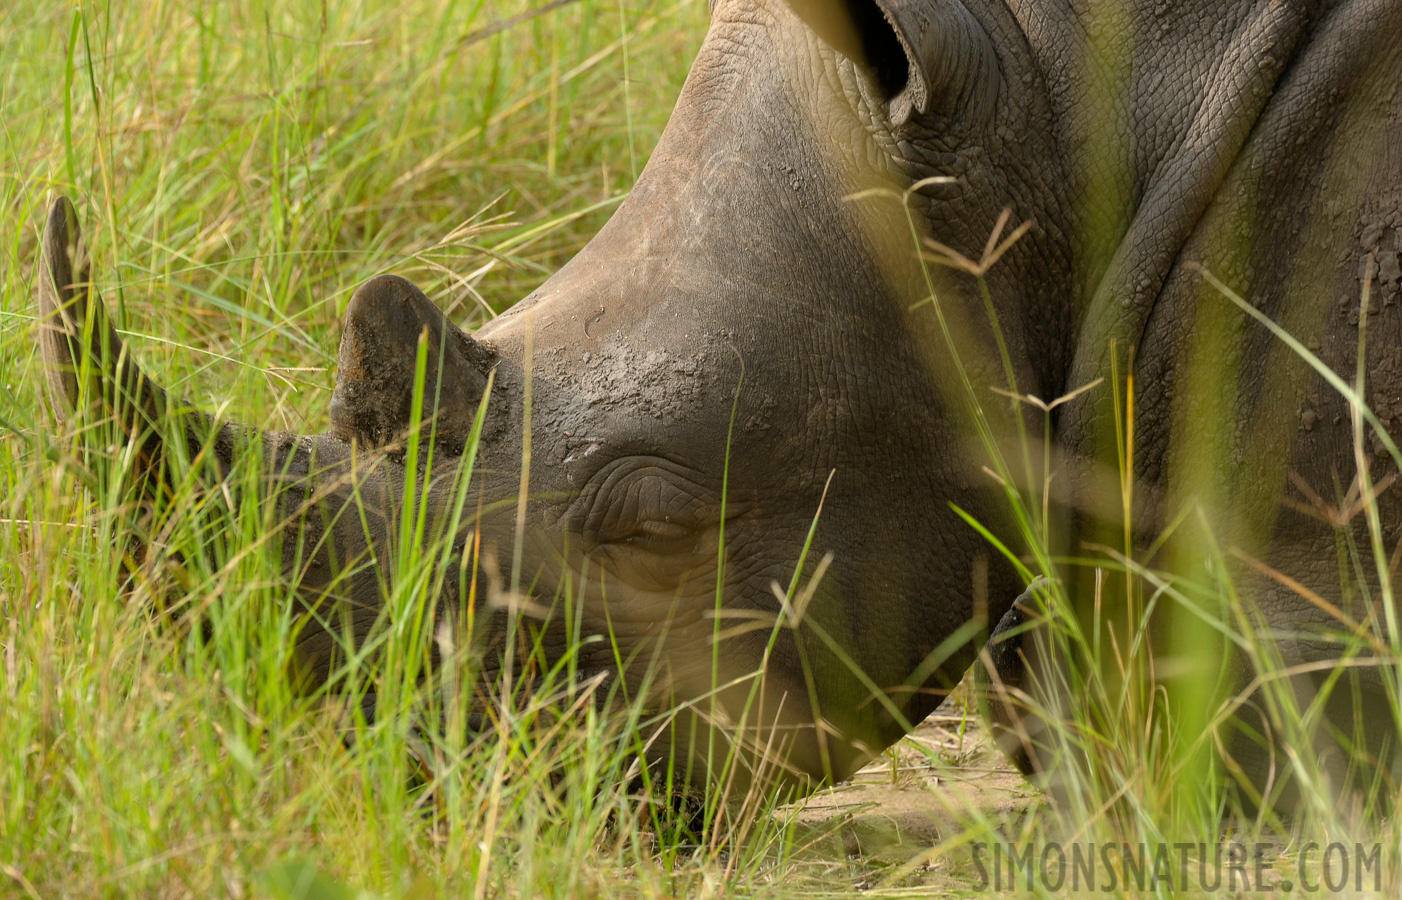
(37, 0), (1402, 805)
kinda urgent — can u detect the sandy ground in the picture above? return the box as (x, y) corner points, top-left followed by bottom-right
(780, 689), (1040, 895)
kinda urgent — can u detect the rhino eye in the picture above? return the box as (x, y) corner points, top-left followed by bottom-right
(619, 518), (698, 553)
(580, 458), (717, 556)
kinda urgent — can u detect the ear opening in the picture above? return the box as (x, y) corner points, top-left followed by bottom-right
(791, 0), (910, 104)
(843, 0), (910, 103)
(789, 0), (999, 127)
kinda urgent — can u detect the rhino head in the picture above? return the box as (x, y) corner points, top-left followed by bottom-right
(38, 0), (1059, 797)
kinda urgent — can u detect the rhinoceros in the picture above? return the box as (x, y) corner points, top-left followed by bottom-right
(36, 0), (1402, 806)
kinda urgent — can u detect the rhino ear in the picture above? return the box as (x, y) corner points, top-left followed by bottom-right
(790, 0), (998, 127)
(330, 275), (495, 457)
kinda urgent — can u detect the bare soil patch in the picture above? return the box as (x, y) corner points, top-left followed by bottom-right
(784, 690), (1039, 894)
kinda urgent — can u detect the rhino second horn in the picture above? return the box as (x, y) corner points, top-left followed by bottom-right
(330, 274), (494, 456)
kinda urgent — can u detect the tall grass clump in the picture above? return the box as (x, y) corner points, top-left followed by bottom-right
(0, 0), (827, 896)
(897, 155), (1402, 900)
(868, 211), (1402, 894)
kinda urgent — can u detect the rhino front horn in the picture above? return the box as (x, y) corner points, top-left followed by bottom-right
(37, 196), (167, 442)
(35, 196), (254, 493)
(330, 274), (496, 456)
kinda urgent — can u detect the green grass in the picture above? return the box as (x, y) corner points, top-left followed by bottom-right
(4, 0), (1402, 897)
(0, 1), (793, 895)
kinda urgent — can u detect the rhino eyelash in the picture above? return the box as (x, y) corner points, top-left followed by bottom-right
(617, 519), (696, 550)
